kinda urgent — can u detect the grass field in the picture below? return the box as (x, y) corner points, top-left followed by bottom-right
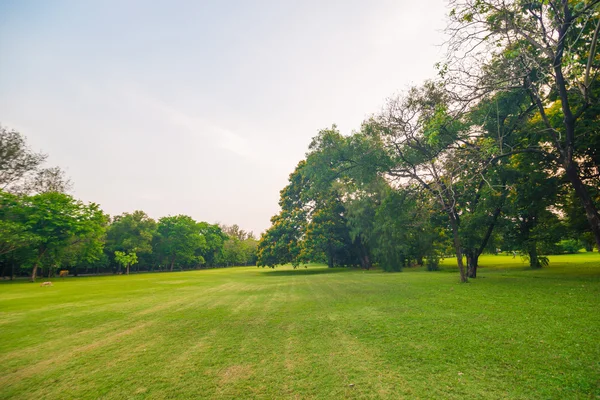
(1, 253), (599, 399)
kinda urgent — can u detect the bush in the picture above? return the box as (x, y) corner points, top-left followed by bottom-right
(558, 239), (581, 254)
(425, 255), (441, 271)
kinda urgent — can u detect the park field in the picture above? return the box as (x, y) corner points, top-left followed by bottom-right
(1, 254), (599, 399)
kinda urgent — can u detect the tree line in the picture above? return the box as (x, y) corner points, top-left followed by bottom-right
(257, 0), (600, 282)
(0, 126), (258, 280)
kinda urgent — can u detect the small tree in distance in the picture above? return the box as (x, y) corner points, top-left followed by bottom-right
(114, 251), (138, 275)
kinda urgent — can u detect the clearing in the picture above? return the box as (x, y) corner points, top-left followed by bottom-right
(0, 253), (599, 399)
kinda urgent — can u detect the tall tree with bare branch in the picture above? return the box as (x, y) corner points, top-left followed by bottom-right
(446, 0), (600, 249)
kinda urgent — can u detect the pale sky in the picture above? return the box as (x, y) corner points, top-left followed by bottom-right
(0, 0), (449, 235)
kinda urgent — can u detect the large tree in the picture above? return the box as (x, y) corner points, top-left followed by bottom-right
(197, 222), (228, 267)
(0, 126), (46, 192)
(361, 82), (474, 281)
(447, 0), (600, 249)
(21, 192), (107, 281)
(257, 155), (365, 269)
(257, 161), (310, 268)
(106, 211), (156, 272)
(0, 126), (71, 195)
(0, 191), (40, 258)
(154, 215), (206, 271)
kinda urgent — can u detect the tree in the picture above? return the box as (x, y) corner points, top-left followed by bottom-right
(24, 166), (72, 194)
(0, 191), (40, 257)
(0, 126), (46, 192)
(61, 204), (109, 275)
(114, 251), (138, 275)
(362, 82), (473, 282)
(258, 147), (368, 270)
(503, 152), (563, 267)
(372, 187), (446, 272)
(106, 211), (156, 272)
(563, 191), (597, 251)
(197, 222), (227, 267)
(21, 192), (106, 281)
(300, 192), (354, 268)
(154, 215), (206, 271)
(258, 161), (310, 268)
(221, 224), (253, 241)
(447, 0), (600, 249)
(0, 126), (71, 195)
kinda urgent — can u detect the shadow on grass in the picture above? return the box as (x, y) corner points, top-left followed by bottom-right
(260, 267), (352, 277)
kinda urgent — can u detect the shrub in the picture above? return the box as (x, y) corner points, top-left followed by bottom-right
(558, 239), (581, 254)
(425, 255), (441, 271)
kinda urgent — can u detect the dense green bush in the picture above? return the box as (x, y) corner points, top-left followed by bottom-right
(558, 239), (581, 254)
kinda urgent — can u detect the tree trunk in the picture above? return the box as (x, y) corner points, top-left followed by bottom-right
(30, 247), (48, 282)
(528, 244), (539, 268)
(357, 240), (372, 270)
(448, 211), (467, 283)
(31, 263), (39, 282)
(170, 256), (176, 272)
(466, 251), (479, 278)
(126, 264), (130, 275)
(565, 165), (600, 251)
(363, 254), (372, 270)
(327, 250), (334, 269)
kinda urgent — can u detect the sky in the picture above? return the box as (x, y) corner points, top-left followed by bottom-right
(0, 0), (449, 235)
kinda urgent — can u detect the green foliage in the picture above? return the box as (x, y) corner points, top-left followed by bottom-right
(0, 191), (41, 256)
(425, 254), (442, 271)
(20, 192), (108, 279)
(106, 211), (156, 255)
(197, 222), (228, 266)
(216, 224), (258, 266)
(0, 126), (47, 193)
(447, 0), (600, 250)
(558, 239), (582, 255)
(154, 215), (206, 270)
(259, 131), (376, 270)
(372, 188), (445, 272)
(114, 251), (138, 275)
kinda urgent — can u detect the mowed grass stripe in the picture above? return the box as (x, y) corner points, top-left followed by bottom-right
(1, 255), (599, 399)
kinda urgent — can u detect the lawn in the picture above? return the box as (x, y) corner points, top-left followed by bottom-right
(0, 253), (599, 399)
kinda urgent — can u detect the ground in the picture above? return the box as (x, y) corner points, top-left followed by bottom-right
(0, 253), (599, 399)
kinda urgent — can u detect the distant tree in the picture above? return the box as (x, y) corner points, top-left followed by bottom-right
(0, 126), (46, 192)
(21, 192), (106, 281)
(0, 126), (71, 195)
(24, 166), (72, 194)
(106, 211), (156, 272)
(154, 215), (206, 271)
(563, 191), (597, 252)
(114, 251), (138, 275)
(221, 224), (253, 241)
(61, 205), (109, 275)
(197, 222), (227, 267)
(240, 236), (259, 265)
(0, 191), (40, 257)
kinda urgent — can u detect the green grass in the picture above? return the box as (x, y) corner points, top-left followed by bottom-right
(1, 254), (599, 399)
